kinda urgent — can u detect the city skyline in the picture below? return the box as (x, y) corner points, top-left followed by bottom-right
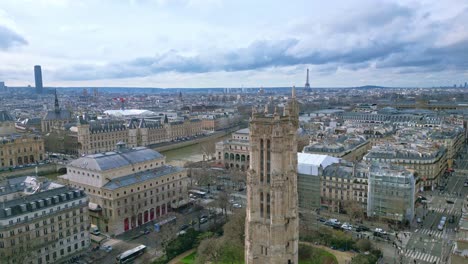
(0, 0), (467, 88)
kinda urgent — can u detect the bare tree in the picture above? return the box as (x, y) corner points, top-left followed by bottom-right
(215, 191), (230, 218)
(222, 209), (246, 244)
(345, 200), (365, 223)
(0, 237), (39, 264)
(195, 237), (224, 264)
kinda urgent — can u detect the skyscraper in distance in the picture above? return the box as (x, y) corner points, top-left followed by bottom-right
(34, 65), (43, 94)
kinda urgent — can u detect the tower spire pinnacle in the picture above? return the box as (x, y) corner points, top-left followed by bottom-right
(54, 89), (60, 113)
(292, 86), (296, 98)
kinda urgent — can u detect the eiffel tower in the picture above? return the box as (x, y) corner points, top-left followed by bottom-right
(304, 68), (311, 93)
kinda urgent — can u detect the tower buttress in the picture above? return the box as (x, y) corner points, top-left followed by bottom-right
(245, 86), (299, 264)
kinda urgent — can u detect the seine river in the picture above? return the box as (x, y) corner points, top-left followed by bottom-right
(161, 133), (231, 166)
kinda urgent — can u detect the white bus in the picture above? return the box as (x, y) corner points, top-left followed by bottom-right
(188, 189), (207, 198)
(116, 245), (146, 264)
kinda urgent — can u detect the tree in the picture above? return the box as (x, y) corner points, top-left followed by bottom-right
(195, 237), (223, 264)
(222, 209), (245, 244)
(355, 239), (371, 252)
(229, 169), (246, 191)
(0, 237), (39, 264)
(195, 211), (245, 264)
(345, 200), (365, 222)
(215, 191), (230, 217)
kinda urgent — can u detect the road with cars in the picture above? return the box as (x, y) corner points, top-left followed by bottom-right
(401, 155), (468, 264)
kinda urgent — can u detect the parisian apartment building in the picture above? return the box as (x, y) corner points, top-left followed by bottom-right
(0, 176), (90, 264)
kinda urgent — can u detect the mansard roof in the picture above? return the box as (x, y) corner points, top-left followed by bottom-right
(0, 110), (14, 122)
(43, 109), (72, 121)
(102, 165), (184, 190)
(68, 147), (163, 171)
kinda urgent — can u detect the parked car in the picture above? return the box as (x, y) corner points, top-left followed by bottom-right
(179, 224), (190, 231)
(233, 203), (242, 208)
(328, 218), (341, 225)
(374, 228), (386, 234)
(200, 217), (208, 224)
(177, 230), (187, 236)
(417, 218), (422, 223)
(356, 225), (369, 232)
(317, 217), (326, 223)
(446, 200), (454, 204)
(341, 223), (353, 231)
(101, 245), (112, 252)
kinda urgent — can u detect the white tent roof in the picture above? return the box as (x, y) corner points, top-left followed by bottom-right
(104, 109), (155, 116)
(297, 153), (340, 176)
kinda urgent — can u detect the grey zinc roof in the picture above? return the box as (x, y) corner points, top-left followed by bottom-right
(102, 165), (184, 190)
(236, 128), (250, 134)
(0, 185), (86, 219)
(69, 147), (163, 171)
(0, 110), (14, 122)
(43, 109), (72, 121)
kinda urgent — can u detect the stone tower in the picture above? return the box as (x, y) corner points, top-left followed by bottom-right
(245, 87), (299, 264)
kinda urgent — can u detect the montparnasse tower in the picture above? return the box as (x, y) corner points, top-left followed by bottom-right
(245, 87), (299, 264)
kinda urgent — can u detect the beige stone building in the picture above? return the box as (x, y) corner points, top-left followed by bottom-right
(320, 161), (355, 213)
(0, 111), (45, 169)
(75, 117), (202, 155)
(201, 113), (240, 131)
(303, 134), (370, 162)
(61, 145), (188, 235)
(0, 176), (90, 264)
(245, 88), (299, 264)
(215, 128), (250, 170)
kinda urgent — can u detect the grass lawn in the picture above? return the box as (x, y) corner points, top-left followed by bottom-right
(180, 252), (196, 264)
(178, 244), (337, 264)
(299, 244), (338, 264)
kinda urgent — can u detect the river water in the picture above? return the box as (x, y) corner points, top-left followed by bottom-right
(161, 133), (231, 166)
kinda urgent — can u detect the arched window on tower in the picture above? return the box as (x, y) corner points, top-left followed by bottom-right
(267, 139), (271, 184)
(260, 192), (264, 218)
(260, 139), (264, 182)
(266, 193), (271, 219)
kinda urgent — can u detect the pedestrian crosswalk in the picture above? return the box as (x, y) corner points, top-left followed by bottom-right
(414, 228), (444, 239)
(429, 207), (459, 215)
(402, 249), (440, 263)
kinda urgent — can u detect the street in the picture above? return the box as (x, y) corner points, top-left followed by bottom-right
(397, 154), (468, 264)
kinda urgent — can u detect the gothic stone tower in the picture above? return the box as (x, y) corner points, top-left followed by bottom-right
(245, 87), (299, 264)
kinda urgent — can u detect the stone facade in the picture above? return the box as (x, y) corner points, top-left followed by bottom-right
(0, 134), (45, 169)
(245, 88), (299, 264)
(75, 118), (203, 155)
(0, 110), (45, 169)
(61, 146), (188, 235)
(215, 128), (250, 170)
(0, 177), (90, 264)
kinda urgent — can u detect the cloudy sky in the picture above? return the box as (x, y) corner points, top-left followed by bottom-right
(0, 0), (467, 88)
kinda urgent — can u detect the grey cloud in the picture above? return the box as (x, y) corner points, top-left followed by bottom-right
(56, 3), (468, 81)
(0, 25), (27, 50)
(330, 1), (414, 33)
